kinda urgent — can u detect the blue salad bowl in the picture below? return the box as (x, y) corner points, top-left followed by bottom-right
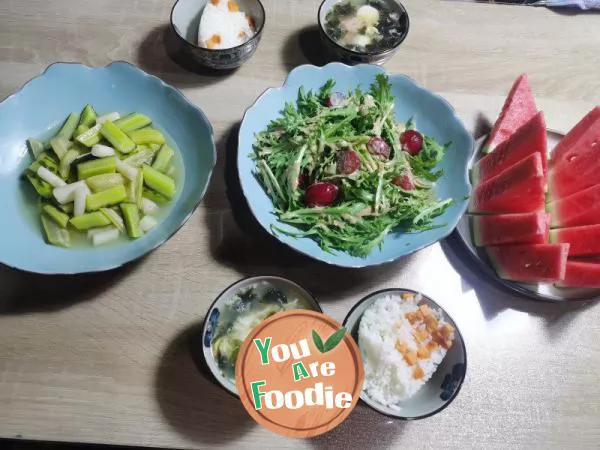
(237, 63), (473, 268)
(0, 61), (216, 274)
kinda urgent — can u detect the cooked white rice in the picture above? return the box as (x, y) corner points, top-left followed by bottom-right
(198, 0), (255, 50)
(358, 293), (454, 410)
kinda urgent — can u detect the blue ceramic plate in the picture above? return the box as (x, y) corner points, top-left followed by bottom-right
(0, 61), (216, 274)
(238, 63), (473, 268)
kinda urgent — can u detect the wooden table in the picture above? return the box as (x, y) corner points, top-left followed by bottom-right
(1, 0), (599, 448)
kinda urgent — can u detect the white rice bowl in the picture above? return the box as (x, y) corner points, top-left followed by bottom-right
(358, 293), (454, 411)
(198, 0), (255, 49)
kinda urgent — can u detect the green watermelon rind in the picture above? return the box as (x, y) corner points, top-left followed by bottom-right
(485, 247), (508, 280)
(471, 216), (483, 247)
(470, 162), (481, 187)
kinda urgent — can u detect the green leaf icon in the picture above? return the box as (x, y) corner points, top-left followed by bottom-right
(312, 330), (325, 352)
(323, 327), (346, 353)
(312, 327), (346, 353)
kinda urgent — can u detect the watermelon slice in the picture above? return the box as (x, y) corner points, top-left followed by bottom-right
(487, 243), (569, 283)
(469, 153), (545, 214)
(557, 260), (600, 288)
(549, 224), (600, 257)
(472, 112), (547, 186)
(472, 212), (549, 247)
(548, 184), (600, 228)
(482, 74), (537, 154)
(549, 106), (600, 169)
(548, 107), (600, 200)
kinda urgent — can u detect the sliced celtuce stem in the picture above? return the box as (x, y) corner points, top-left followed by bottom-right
(100, 207), (125, 232)
(114, 113), (152, 132)
(166, 164), (176, 178)
(123, 146), (156, 167)
(100, 121), (135, 154)
(142, 188), (169, 204)
(74, 184), (90, 217)
(77, 156), (117, 180)
(135, 169), (144, 209)
(128, 128), (166, 145)
(115, 159), (138, 181)
(27, 138), (45, 159)
(142, 165), (175, 199)
(140, 197), (159, 215)
(37, 166), (66, 188)
(92, 227), (120, 246)
(85, 173), (125, 192)
(76, 123), (102, 147)
(70, 211), (111, 231)
(28, 152), (59, 175)
(42, 204), (70, 228)
(79, 104), (97, 127)
(41, 214), (71, 247)
(74, 125), (89, 138)
(97, 112), (120, 124)
(91, 144), (116, 158)
(151, 145), (174, 173)
(26, 173), (53, 199)
(50, 136), (70, 160)
(52, 180), (88, 204)
(120, 203), (142, 238)
(87, 226), (115, 239)
(55, 201), (74, 214)
(59, 149), (81, 180)
(57, 113), (80, 140)
(139, 215), (158, 233)
(85, 185), (127, 211)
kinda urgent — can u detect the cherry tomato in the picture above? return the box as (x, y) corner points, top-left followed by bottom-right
(367, 137), (391, 159)
(337, 150), (361, 175)
(401, 130), (424, 155)
(297, 172), (308, 188)
(305, 182), (339, 207)
(393, 174), (415, 191)
(326, 92), (345, 107)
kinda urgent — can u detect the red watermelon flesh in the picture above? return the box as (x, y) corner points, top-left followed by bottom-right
(549, 106), (600, 169)
(483, 74), (537, 154)
(548, 108), (600, 200)
(549, 224), (600, 257)
(469, 152), (545, 214)
(487, 243), (569, 283)
(472, 112), (547, 185)
(472, 212), (549, 247)
(549, 184), (600, 228)
(557, 260), (600, 288)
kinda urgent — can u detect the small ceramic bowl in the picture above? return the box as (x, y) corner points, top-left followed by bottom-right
(170, 0), (265, 70)
(343, 288), (467, 419)
(318, 0), (410, 65)
(201, 275), (322, 396)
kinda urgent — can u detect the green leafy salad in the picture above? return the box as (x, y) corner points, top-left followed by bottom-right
(252, 75), (454, 257)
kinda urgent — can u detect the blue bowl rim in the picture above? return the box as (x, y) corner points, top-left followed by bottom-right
(342, 287), (468, 420)
(199, 274), (324, 398)
(0, 60), (217, 275)
(317, 0), (411, 57)
(237, 62), (474, 269)
(169, 0), (266, 53)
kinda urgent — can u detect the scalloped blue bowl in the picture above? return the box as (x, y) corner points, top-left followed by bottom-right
(238, 63), (473, 268)
(0, 62), (216, 274)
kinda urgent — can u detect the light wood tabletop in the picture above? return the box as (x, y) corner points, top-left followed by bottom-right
(1, 0), (599, 448)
